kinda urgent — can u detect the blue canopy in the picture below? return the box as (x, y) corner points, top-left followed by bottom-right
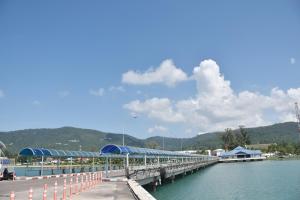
(220, 146), (262, 158)
(100, 144), (201, 157)
(19, 147), (99, 158)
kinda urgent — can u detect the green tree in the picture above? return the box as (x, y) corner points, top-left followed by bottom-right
(221, 128), (236, 150)
(239, 126), (251, 146)
(145, 141), (159, 149)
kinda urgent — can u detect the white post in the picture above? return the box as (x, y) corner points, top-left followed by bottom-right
(122, 128), (125, 146)
(41, 156), (44, 176)
(126, 153), (129, 167)
(92, 157), (95, 172)
(105, 157), (108, 178)
(144, 155), (147, 167)
(109, 157), (112, 172)
(157, 156), (160, 165)
(70, 157), (73, 174)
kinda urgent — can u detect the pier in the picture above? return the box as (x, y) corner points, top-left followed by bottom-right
(1, 145), (218, 199)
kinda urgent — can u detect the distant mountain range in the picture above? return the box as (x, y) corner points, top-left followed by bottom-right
(0, 122), (299, 154)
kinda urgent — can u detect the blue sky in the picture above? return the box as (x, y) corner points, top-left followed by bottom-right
(0, 0), (299, 138)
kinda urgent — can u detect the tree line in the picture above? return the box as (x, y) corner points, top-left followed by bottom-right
(220, 126), (251, 150)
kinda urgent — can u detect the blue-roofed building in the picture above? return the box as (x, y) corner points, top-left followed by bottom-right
(219, 146), (266, 162)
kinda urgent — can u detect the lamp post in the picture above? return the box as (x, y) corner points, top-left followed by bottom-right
(122, 128), (125, 146)
(122, 113), (138, 146)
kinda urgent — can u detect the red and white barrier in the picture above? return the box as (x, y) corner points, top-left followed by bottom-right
(10, 171), (104, 200)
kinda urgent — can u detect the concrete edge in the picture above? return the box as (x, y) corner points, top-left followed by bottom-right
(127, 179), (156, 200)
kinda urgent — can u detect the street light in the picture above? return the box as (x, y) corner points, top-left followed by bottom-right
(123, 113), (138, 146)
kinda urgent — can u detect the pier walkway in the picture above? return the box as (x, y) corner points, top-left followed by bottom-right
(0, 172), (134, 200)
(2, 145), (219, 199)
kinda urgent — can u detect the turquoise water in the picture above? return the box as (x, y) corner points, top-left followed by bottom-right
(151, 160), (300, 200)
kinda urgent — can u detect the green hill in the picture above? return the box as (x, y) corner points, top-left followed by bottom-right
(0, 122), (299, 154)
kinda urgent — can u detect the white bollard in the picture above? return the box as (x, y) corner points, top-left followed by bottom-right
(43, 184), (47, 200)
(28, 187), (33, 200)
(53, 181), (57, 200)
(10, 191), (15, 200)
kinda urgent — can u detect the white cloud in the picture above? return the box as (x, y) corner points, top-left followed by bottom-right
(122, 59), (188, 87)
(33, 100), (41, 105)
(148, 125), (168, 133)
(109, 85), (125, 92)
(89, 88), (105, 96)
(124, 59), (300, 133)
(0, 90), (4, 98)
(124, 98), (184, 123)
(59, 90), (70, 98)
(290, 57), (296, 65)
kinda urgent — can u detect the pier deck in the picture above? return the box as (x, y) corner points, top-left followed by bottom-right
(0, 176), (134, 200)
(72, 181), (133, 200)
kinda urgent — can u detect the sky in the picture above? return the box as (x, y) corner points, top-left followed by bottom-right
(0, 0), (300, 138)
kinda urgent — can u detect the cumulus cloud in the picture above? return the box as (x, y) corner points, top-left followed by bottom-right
(290, 57), (296, 65)
(0, 90), (4, 98)
(148, 125), (168, 133)
(89, 88), (105, 96)
(122, 59), (188, 87)
(124, 59), (300, 133)
(124, 98), (184, 123)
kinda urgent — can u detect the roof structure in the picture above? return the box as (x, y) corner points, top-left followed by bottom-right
(19, 147), (99, 158)
(220, 146), (261, 158)
(100, 144), (202, 158)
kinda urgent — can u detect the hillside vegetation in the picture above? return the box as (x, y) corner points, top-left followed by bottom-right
(0, 122), (299, 154)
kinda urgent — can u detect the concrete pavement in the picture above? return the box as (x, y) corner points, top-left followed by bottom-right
(0, 171), (135, 200)
(73, 182), (134, 200)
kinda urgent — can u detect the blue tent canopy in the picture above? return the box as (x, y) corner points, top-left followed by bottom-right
(19, 147), (100, 158)
(220, 146), (262, 158)
(100, 144), (201, 158)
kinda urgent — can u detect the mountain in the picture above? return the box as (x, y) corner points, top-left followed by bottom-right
(0, 122), (299, 154)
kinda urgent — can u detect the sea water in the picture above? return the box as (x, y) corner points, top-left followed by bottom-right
(150, 160), (300, 200)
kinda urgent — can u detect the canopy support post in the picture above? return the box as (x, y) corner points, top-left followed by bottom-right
(126, 153), (129, 167)
(41, 156), (44, 176)
(144, 155), (147, 167)
(105, 156), (108, 178)
(93, 157), (95, 172)
(70, 157), (73, 174)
